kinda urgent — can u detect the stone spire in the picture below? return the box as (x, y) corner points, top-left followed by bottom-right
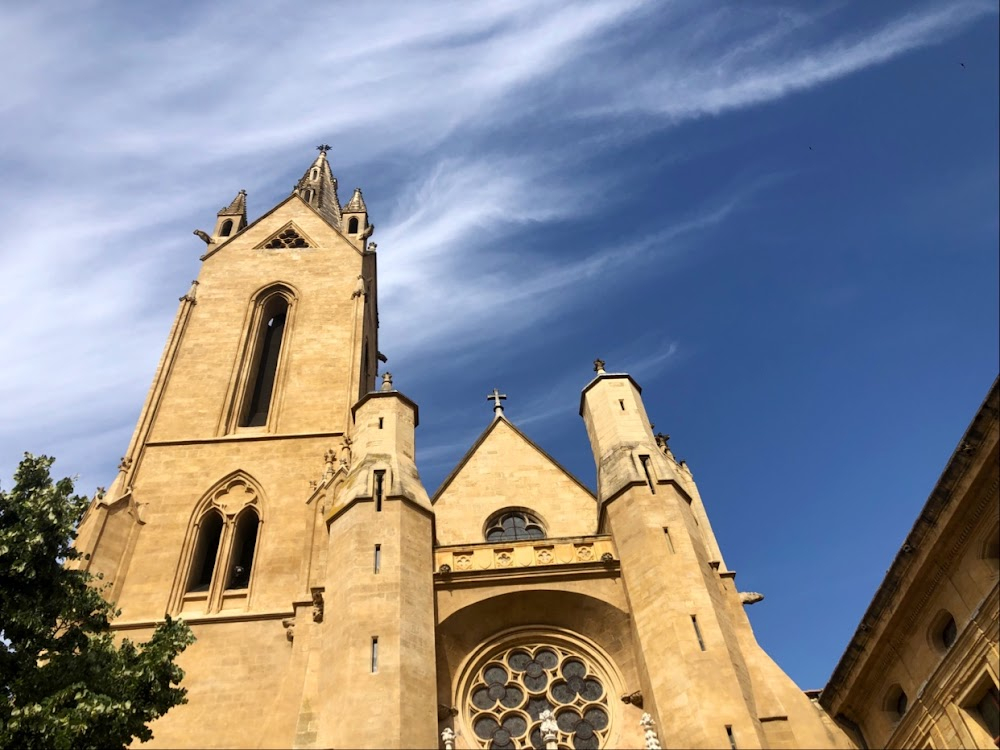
(343, 187), (367, 213)
(294, 145), (342, 229)
(218, 189), (247, 218)
(212, 189), (247, 239)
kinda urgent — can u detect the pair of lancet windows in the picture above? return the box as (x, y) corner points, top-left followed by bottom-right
(181, 477), (263, 610)
(187, 509), (259, 593)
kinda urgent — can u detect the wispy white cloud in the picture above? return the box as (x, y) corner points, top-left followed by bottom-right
(0, 0), (992, 490)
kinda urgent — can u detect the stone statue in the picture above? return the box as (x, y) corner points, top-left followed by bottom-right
(640, 713), (661, 750)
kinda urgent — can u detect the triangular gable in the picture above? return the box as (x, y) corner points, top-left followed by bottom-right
(254, 221), (315, 250)
(201, 193), (362, 261)
(432, 417), (597, 546)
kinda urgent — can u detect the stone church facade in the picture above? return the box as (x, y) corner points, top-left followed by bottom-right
(73, 150), (997, 749)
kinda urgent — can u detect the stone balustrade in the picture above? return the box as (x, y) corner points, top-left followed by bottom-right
(434, 535), (616, 576)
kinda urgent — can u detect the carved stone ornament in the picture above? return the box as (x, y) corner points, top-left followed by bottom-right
(540, 709), (558, 741)
(621, 690), (644, 708)
(118, 456), (132, 473)
(600, 552), (615, 563)
(282, 618), (295, 642)
(441, 726), (456, 750)
(495, 550), (513, 568)
(311, 588), (325, 623)
(593, 358), (606, 374)
(739, 591), (764, 605)
(438, 564), (452, 574)
(211, 480), (257, 518)
(454, 553), (472, 571)
(576, 545), (594, 562)
(536, 548), (554, 565)
(640, 713), (662, 750)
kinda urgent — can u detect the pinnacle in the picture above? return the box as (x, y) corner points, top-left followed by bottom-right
(344, 187), (367, 213)
(218, 189), (247, 217)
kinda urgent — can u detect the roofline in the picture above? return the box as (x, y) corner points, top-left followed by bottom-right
(820, 375), (999, 709)
(430, 415), (596, 503)
(352, 390), (419, 427)
(200, 193), (361, 262)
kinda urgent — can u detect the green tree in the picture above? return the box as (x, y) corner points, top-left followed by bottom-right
(0, 454), (194, 749)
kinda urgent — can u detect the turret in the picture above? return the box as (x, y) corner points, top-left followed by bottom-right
(342, 187), (373, 249)
(317, 373), (436, 749)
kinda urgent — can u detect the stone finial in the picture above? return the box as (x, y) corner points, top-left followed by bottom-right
(640, 713), (661, 750)
(366, 241), (377, 253)
(317, 144), (331, 154)
(441, 727), (455, 750)
(594, 358), (606, 374)
(740, 591), (764, 605)
(180, 279), (200, 303)
(487, 388), (507, 419)
(380, 372), (394, 391)
(118, 456), (132, 473)
(540, 709), (558, 749)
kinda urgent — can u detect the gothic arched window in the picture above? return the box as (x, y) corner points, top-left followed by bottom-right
(220, 219), (233, 237)
(187, 510), (224, 593)
(241, 295), (288, 427)
(348, 216), (359, 234)
(226, 509), (260, 589)
(486, 510), (545, 542)
(465, 642), (612, 750)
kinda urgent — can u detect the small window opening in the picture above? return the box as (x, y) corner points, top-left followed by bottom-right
(663, 527), (675, 553)
(726, 725), (737, 750)
(242, 297), (288, 428)
(374, 544), (381, 574)
(895, 690), (908, 718)
(692, 615), (706, 651)
(371, 636), (379, 673)
(226, 510), (259, 589)
(378, 417), (384, 429)
(310, 168), (318, 180)
(348, 216), (359, 234)
(374, 470), (385, 512)
(302, 188), (314, 203)
(941, 615), (958, 649)
(619, 399), (625, 411)
(639, 454), (656, 493)
(220, 219), (233, 237)
(188, 512), (224, 592)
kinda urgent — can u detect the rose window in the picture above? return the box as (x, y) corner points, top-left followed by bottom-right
(466, 644), (611, 749)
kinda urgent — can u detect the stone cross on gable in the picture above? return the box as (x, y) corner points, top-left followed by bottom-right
(487, 388), (507, 419)
(316, 144), (331, 154)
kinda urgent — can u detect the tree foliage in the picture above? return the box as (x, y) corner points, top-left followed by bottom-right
(0, 454), (194, 749)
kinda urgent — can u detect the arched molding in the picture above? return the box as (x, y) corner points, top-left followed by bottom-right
(220, 282), (300, 435)
(170, 470), (268, 614)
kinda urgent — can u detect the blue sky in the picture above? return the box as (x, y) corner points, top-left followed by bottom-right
(0, 1), (997, 690)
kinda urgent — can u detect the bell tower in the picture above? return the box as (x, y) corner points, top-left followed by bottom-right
(74, 147), (393, 748)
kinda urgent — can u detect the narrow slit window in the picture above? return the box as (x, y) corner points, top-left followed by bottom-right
(639, 455), (656, 493)
(619, 399), (625, 411)
(726, 725), (737, 750)
(378, 417), (384, 429)
(374, 544), (381, 574)
(664, 527), (675, 553)
(374, 470), (385, 512)
(348, 217), (359, 234)
(187, 511), (224, 592)
(371, 636), (379, 673)
(242, 296), (289, 428)
(692, 615), (706, 651)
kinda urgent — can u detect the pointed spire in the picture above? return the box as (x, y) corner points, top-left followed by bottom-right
(218, 189), (247, 217)
(294, 145), (342, 228)
(344, 187), (367, 213)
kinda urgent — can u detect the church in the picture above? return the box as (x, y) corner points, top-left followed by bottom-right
(73, 148), (998, 749)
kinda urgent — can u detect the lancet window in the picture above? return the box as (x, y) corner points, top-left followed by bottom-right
(234, 287), (295, 430)
(175, 473), (264, 614)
